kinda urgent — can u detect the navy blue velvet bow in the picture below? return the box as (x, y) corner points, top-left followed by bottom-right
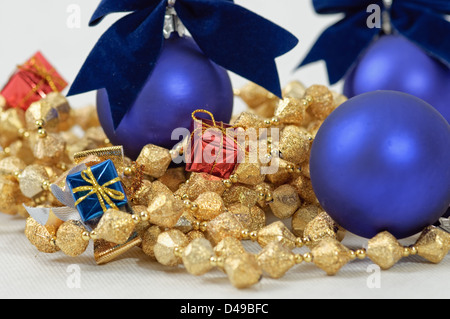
(299, 0), (450, 84)
(67, 0), (299, 129)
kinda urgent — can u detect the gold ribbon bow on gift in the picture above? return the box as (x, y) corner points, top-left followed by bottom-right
(72, 166), (125, 212)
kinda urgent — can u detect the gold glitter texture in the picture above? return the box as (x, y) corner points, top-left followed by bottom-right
(95, 209), (136, 245)
(415, 226), (450, 264)
(312, 237), (352, 276)
(258, 241), (295, 279)
(182, 238), (215, 276)
(367, 231), (404, 270)
(154, 229), (189, 266)
(136, 144), (172, 178)
(56, 220), (89, 257)
(269, 184), (301, 220)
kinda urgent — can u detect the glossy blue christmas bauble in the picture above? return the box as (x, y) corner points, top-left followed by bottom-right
(310, 91), (450, 239)
(344, 35), (450, 123)
(97, 35), (234, 160)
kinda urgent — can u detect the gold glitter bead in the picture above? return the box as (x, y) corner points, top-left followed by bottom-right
(303, 212), (345, 247)
(235, 82), (278, 110)
(30, 132), (66, 165)
(56, 220), (89, 257)
(232, 111), (268, 130)
(186, 230), (205, 242)
(291, 204), (321, 238)
(305, 85), (335, 120)
(290, 175), (319, 205)
(193, 191), (225, 221)
(184, 172), (226, 201)
(141, 226), (163, 260)
(24, 217), (59, 253)
(414, 226), (450, 264)
(224, 253), (262, 289)
(264, 158), (294, 185)
(147, 193), (184, 228)
(274, 97), (307, 126)
(257, 221), (297, 249)
(18, 164), (50, 198)
(158, 167), (186, 192)
(95, 209), (136, 245)
(257, 241), (295, 279)
(136, 144), (172, 178)
(214, 237), (246, 260)
(222, 185), (259, 208)
(182, 238), (215, 276)
(206, 211), (244, 245)
(228, 203), (266, 233)
(0, 108), (25, 148)
(367, 231), (404, 270)
(279, 126), (313, 165)
(0, 177), (26, 215)
(311, 238), (352, 276)
(154, 229), (189, 266)
(269, 184), (301, 220)
(0, 156), (26, 180)
(25, 92), (71, 132)
(233, 157), (265, 186)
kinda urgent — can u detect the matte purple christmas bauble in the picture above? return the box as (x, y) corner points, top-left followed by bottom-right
(310, 91), (450, 239)
(344, 35), (450, 123)
(97, 35), (234, 160)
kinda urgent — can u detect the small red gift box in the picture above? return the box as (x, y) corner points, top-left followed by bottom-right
(185, 110), (243, 179)
(1, 52), (68, 110)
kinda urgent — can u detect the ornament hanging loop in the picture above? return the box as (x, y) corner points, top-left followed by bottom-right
(382, 0), (393, 35)
(164, 1), (186, 39)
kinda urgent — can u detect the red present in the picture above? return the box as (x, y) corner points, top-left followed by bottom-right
(1, 52), (67, 110)
(185, 110), (244, 179)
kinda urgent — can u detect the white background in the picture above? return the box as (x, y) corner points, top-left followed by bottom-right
(0, 1), (449, 300)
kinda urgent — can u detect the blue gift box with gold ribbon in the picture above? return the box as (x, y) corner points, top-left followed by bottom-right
(66, 159), (128, 223)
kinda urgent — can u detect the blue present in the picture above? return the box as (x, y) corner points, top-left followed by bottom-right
(66, 159), (127, 223)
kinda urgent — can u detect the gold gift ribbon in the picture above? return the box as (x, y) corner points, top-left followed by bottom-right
(72, 166), (125, 212)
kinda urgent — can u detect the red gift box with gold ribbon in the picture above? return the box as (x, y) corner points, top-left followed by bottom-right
(1, 52), (67, 110)
(185, 110), (244, 179)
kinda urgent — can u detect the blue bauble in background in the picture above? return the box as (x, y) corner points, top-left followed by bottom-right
(310, 91), (450, 239)
(344, 35), (450, 123)
(97, 35), (234, 160)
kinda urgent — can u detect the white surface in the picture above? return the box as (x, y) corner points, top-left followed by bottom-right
(1, 1), (449, 300)
(1, 213), (449, 299)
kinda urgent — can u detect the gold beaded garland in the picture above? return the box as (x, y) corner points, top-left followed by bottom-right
(0, 83), (448, 290)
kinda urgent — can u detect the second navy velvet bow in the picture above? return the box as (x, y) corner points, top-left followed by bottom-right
(299, 0), (450, 85)
(67, 0), (299, 129)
